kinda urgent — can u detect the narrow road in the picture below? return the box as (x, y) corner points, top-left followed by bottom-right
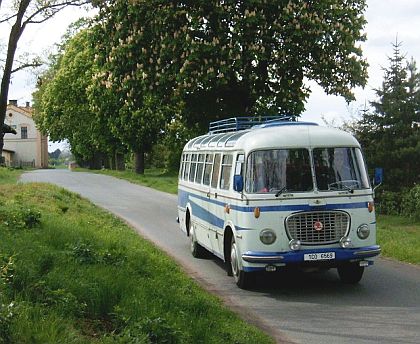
(22, 169), (420, 344)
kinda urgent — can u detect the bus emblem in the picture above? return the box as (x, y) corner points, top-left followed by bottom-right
(314, 221), (323, 231)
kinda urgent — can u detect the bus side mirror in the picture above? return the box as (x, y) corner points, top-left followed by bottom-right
(374, 167), (383, 185)
(233, 175), (243, 192)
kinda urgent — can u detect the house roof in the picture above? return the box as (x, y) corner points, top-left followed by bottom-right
(6, 104), (33, 119)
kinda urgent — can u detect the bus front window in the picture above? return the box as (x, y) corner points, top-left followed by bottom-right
(245, 149), (313, 193)
(313, 147), (370, 191)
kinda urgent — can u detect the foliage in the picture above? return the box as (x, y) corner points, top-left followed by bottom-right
(87, 0), (369, 172)
(401, 185), (420, 221)
(354, 41), (420, 189)
(1, 0), (90, 159)
(33, 26), (126, 168)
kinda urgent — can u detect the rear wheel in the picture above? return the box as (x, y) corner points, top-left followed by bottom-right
(337, 263), (364, 284)
(230, 237), (254, 289)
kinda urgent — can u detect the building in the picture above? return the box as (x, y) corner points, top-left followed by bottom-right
(1, 100), (48, 168)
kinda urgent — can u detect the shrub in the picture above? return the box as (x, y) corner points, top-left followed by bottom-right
(375, 190), (402, 215)
(0, 302), (16, 343)
(401, 185), (420, 221)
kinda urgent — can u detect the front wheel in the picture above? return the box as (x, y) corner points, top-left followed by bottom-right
(230, 237), (254, 289)
(337, 263), (364, 284)
(190, 225), (206, 258)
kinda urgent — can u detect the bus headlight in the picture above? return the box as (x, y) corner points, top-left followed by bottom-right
(260, 229), (276, 245)
(357, 224), (370, 239)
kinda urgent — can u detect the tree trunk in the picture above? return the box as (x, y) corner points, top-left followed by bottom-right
(0, 0), (31, 157)
(116, 152), (125, 171)
(134, 150), (145, 174)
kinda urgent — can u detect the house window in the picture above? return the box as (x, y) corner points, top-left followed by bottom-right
(21, 126), (28, 139)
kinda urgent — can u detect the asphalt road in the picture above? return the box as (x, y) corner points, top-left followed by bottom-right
(21, 169), (420, 344)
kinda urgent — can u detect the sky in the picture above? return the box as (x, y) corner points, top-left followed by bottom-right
(2, 0), (420, 151)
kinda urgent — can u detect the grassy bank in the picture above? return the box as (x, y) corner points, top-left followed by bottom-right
(0, 173), (273, 343)
(376, 214), (420, 264)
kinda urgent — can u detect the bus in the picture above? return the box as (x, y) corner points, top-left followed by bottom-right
(177, 117), (381, 289)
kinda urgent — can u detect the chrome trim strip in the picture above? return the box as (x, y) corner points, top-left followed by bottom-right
(353, 248), (381, 256)
(242, 254), (284, 263)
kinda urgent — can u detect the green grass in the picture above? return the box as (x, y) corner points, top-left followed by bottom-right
(0, 167), (23, 185)
(376, 214), (420, 264)
(0, 176), (274, 343)
(76, 168), (178, 194)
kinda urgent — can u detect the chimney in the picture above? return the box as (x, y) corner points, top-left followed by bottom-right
(9, 99), (18, 106)
(26, 101), (30, 108)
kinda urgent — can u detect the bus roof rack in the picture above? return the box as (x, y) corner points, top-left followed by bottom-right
(209, 115), (297, 134)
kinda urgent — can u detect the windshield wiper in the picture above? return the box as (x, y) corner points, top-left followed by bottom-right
(275, 186), (288, 197)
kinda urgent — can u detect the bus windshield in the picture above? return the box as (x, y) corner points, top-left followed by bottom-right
(313, 147), (370, 191)
(246, 149), (313, 193)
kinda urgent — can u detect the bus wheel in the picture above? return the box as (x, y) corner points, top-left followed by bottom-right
(337, 263), (364, 284)
(230, 237), (254, 289)
(190, 225), (205, 258)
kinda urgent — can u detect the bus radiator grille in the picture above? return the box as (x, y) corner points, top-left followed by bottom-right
(285, 211), (350, 245)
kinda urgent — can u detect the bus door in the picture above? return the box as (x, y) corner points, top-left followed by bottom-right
(198, 153), (214, 251)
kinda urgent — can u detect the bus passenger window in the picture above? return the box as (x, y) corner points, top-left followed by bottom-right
(195, 154), (205, 184)
(189, 154), (197, 182)
(203, 154), (213, 186)
(183, 154), (191, 181)
(220, 154), (233, 190)
(211, 154), (221, 189)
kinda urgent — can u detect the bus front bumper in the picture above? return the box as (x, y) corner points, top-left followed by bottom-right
(242, 245), (381, 271)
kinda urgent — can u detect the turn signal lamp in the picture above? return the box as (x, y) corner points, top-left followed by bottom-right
(368, 201), (374, 213)
(254, 207), (261, 218)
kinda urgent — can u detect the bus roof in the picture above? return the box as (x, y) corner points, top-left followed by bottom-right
(184, 122), (360, 152)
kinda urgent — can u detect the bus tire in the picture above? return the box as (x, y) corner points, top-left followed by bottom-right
(337, 263), (364, 284)
(190, 225), (205, 258)
(230, 237), (254, 289)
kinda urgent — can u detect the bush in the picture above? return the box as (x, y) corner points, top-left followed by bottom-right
(375, 190), (402, 215)
(376, 185), (420, 220)
(401, 185), (420, 221)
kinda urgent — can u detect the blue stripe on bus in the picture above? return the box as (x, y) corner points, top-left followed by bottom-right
(178, 189), (368, 214)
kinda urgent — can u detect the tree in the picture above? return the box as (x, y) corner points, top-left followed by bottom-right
(355, 40), (420, 189)
(0, 0), (90, 160)
(90, 0), (369, 173)
(33, 27), (126, 169)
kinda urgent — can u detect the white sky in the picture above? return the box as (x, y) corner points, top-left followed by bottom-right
(2, 0), (420, 150)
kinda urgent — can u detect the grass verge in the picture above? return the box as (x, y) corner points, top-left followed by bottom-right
(0, 177), (273, 343)
(0, 167), (23, 185)
(376, 214), (420, 265)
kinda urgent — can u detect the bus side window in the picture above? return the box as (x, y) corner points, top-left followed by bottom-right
(179, 154), (185, 180)
(189, 154), (197, 182)
(211, 154), (221, 189)
(220, 154), (233, 190)
(183, 154), (191, 181)
(195, 154), (205, 184)
(203, 154), (213, 186)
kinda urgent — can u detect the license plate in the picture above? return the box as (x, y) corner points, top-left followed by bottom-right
(304, 252), (335, 261)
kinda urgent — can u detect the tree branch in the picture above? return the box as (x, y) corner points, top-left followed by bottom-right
(11, 62), (43, 74)
(24, 0), (91, 25)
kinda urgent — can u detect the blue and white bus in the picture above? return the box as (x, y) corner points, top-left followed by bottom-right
(177, 117), (381, 288)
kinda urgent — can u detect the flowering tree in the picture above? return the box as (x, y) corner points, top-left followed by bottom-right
(89, 0), (368, 173)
